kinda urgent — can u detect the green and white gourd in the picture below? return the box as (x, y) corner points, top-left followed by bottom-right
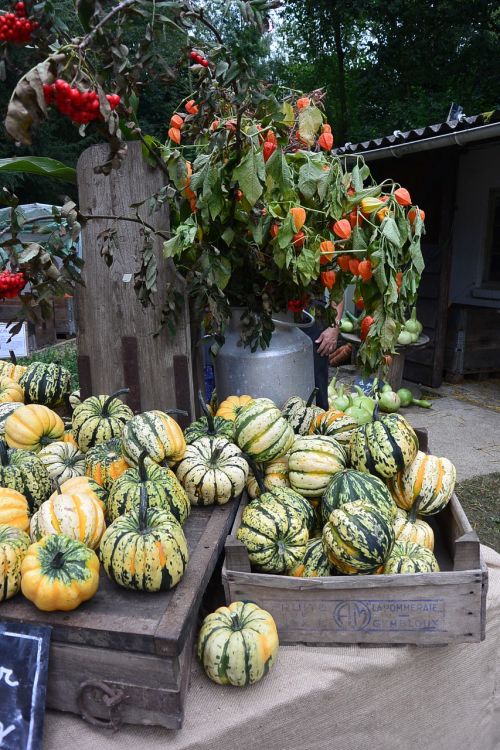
(0, 440), (51, 512)
(323, 500), (395, 575)
(20, 361), (71, 407)
(237, 499), (308, 573)
(288, 434), (348, 498)
(38, 442), (86, 483)
(184, 391), (234, 444)
(72, 388), (133, 453)
(384, 540), (440, 574)
(107, 450), (190, 524)
(100, 485), (189, 592)
(350, 410), (419, 479)
(281, 387), (324, 435)
(176, 436), (248, 506)
(321, 469), (397, 524)
(234, 398), (294, 463)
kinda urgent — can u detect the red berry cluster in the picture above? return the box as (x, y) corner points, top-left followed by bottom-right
(43, 80), (121, 125)
(0, 271), (26, 299)
(0, 3), (39, 44)
(190, 49), (209, 67)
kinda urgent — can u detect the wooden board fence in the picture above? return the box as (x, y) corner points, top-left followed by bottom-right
(76, 142), (197, 422)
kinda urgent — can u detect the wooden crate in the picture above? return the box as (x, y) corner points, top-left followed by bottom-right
(222, 432), (488, 646)
(0, 501), (239, 730)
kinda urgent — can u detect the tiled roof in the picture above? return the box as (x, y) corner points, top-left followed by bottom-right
(335, 110), (500, 156)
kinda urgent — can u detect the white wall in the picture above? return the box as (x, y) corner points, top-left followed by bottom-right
(449, 142), (500, 308)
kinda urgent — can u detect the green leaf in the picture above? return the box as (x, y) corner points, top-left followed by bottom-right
(0, 157), (76, 183)
(201, 252), (231, 290)
(381, 217), (402, 247)
(378, 311), (397, 350)
(18, 243), (42, 263)
(351, 164), (363, 192)
(372, 249), (388, 293)
(221, 227), (235, 246)
(352, 225), (367, 251)
(277, 215), (294, 248)
(298, 105), (323, 146)
(281, 101), (295, 127)
(233, 148), (265, 207)
(215, 60), (229, 78)
(410, 237), (425, 274)
(298, 159), (325, 199)
(265, 148), (294, 198)
(163, 234), (184, 259)
(203, 166), (225, 220)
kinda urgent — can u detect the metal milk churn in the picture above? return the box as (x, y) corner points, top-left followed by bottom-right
(212, 308), (315, 408)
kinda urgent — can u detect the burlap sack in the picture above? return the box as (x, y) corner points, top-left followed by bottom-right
(44, 545), (500, 750)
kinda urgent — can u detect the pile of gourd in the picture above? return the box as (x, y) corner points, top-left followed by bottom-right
(231, 388), (457, 577)
(0, 360), (225, 612)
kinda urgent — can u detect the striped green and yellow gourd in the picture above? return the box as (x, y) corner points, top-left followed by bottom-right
(107, 450), (190, 524)
(0, 525), (31, 601)
(384, 540), (440, 574)
(248, 478), (315, 534)
(20, 361), (71, 407)
(350, 411), (418, 480)
(234, 398), (294, 463)
(175, 436), (248, 506)
(309, 410), (358, 445)
(72, 389), (133, 453)
(31, 489), (105, 550)
(393, 500), (434, 550)
(197, 601), (279, 686)
(0, 441), (51, 512)
(387, 451), (456, 515)
(122, 410), (186, 467)
(100, 485), (189, 592)
(246, 455), (290, 499)
(237, 499), (308, 573)
(281, 388), (324, 435)
(322, 500), (395, 575)
(288, 434), (348, 498)
(184, 391), (234, 444)
(84, 438), (130, 492)
(321, 469), (397, 525)
(288, 537), (332, 577)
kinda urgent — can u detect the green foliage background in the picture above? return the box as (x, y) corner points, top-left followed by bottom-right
(1, 0), (498, 203)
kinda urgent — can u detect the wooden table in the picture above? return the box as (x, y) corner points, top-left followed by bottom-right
(0, 501), (240, 730)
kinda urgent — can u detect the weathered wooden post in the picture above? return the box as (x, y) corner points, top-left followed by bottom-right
(76, 142), (197, 423)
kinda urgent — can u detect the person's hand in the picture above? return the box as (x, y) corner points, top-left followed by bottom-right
(329, 343), (352, 367)
(315, 326), (339, 356)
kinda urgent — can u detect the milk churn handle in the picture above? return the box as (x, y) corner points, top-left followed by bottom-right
(271, 309), (315, 329)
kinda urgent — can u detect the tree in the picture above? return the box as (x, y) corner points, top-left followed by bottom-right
(276, 0), (500, 144)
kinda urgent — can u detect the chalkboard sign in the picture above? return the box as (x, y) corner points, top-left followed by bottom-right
(0, 621), (51, 750)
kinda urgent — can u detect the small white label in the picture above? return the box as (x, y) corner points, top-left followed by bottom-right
(122, 273), (132, 283)
(0, 323), (28, 357)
